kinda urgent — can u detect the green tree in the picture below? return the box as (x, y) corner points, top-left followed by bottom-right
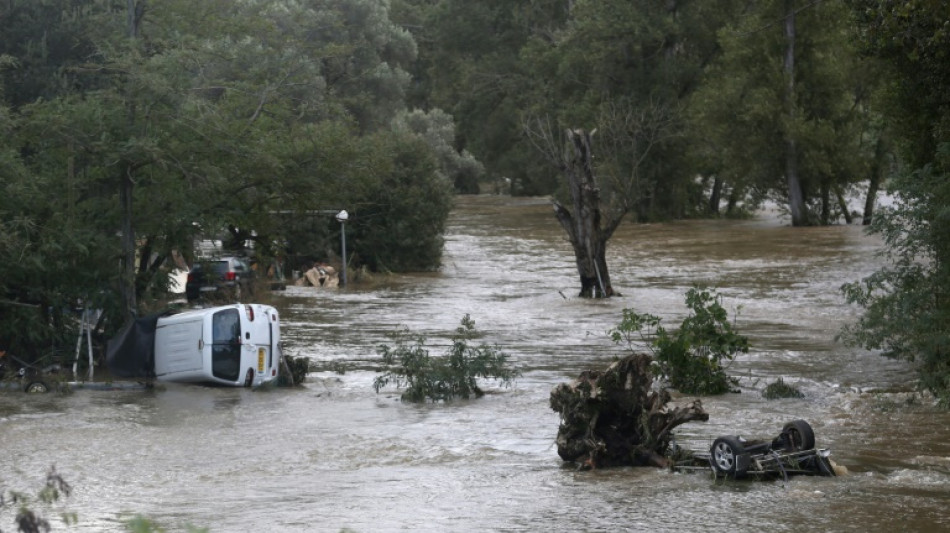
(688, 0), (873, 225)
(391, 108), (485, 193)
(0, 0), (452, 362)
(412, 0), (569, 195)
(341, 131), (453, 272)
(842, 0), (950, 404)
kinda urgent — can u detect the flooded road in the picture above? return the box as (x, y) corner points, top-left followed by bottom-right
(2, 195), (949, 532)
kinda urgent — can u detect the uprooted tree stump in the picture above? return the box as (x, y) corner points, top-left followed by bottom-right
(550, 352), (708, 469)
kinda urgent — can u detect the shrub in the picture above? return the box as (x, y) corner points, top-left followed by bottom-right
(762, 378), (804, 399)
(610, 286), (747, 395)
(373, 315), (519, 402)
(277, 355), (310, 386)
(1, 466), (76, 531)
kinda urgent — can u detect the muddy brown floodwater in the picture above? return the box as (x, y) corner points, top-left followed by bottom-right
(2, 195), (949, 532)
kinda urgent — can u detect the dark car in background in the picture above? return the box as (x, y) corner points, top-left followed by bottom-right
(185, 257), (254, 301)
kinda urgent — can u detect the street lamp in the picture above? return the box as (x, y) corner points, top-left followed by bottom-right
(336, 210), (348, 287)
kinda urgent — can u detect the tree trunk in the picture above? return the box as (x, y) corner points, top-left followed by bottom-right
(552, 129), (621, 298)
(863, 136), (886, 225)
(120, 0), (145, 320)
(709, 176), (723, 215)
(784, 0), (808, 226)
(836, 186), (853, 224)
(820, 182), (830, 225)
(726, 187), (738, 216)
(120, 167), (136, 319)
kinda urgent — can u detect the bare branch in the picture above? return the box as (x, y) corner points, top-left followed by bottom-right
(521, 114), (567, 168)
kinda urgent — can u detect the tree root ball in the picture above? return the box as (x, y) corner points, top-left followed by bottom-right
(550, 353), (708, 469)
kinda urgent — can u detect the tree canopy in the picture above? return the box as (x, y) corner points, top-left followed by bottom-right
(0, 0), (456, 357)
(841, 0), (950, 404)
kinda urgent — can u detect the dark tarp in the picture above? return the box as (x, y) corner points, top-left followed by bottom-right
(105, 312), (172, 379)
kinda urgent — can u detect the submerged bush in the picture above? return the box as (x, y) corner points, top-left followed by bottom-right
(611, 286), (747, 395)
(1, 466), (76, 531)
(277, 355), (311, 386)
(762, 378), (804, 399)
(373, 315), (519, 402)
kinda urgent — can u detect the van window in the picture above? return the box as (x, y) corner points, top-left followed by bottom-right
(211, 308), (241, 381)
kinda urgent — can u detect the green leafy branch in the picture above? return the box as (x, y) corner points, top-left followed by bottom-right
(610, 286), (747, 395)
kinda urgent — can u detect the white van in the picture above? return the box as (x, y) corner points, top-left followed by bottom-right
(106, 304), (281, 387)
(153, 304), (281, 387)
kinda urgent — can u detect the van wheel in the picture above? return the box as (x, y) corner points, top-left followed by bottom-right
(244, 368), (254, 387)
(24, 381), (50, 394)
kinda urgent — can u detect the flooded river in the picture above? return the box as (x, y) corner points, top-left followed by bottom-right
(2, 195), (949, 532)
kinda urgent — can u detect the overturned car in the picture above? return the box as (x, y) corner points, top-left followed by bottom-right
(674, 420), (842, 480)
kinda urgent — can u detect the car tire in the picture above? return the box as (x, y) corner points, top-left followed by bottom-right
(710, 436), (748, 477)
(24, 381), (50, 394)
(244, 368), (254, 388)
(782, 420), (816, 451)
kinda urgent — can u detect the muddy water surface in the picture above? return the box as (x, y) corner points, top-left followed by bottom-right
(2, 195), (948, 532)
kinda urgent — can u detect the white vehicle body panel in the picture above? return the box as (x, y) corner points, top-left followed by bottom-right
(153, 304), (281, 387)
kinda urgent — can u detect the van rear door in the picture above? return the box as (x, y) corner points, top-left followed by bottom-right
(210, 307), (242, 383)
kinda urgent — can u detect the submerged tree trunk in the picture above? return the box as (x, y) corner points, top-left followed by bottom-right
(550, 353), (709, 469)
(836, 186), (853, 224)
(709, 176), (723, 215)
(552, 129), (623, 297)
(863, 136), (887, 225)
(820, 182), (830, 225)
(726, 187), (739, 216)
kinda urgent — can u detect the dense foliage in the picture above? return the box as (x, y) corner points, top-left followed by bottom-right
(0, 0), (460, 360)
(689, 0), (879, 224)
(398, 0), (883, 224)
(841, 0), (950, 404)
(611, 287), (747, 395)
(373, 315), (519, 402)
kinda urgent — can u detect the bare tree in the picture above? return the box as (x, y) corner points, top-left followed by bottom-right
(524, 101), (676, 297)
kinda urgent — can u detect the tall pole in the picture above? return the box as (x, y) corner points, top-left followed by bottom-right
(336, 210), (348, 287)
(121, 0), (145, 319)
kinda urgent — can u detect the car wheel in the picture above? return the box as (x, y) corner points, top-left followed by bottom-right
(244, 368), (254, 388)
(24, 381), (50, 394)
(782, 420), (816, 451)
(710, 436), (748, 477)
